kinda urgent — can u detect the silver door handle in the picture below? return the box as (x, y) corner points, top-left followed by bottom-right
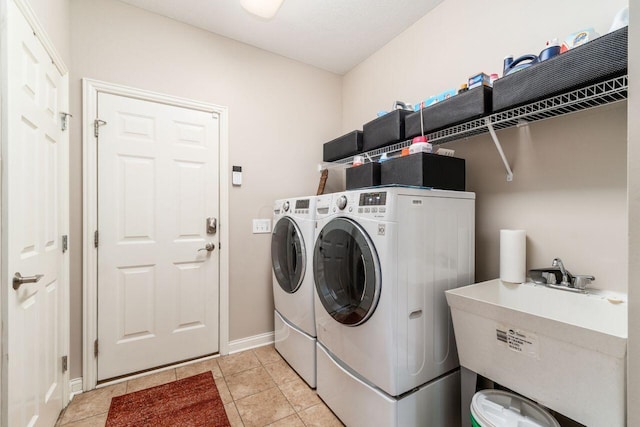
(198, 242), (215, 252)
(13, 272), (44, 290)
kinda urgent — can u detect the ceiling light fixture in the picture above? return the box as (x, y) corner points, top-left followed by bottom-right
(240, 0), (284, 19)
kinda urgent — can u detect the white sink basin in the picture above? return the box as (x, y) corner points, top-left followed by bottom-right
(446, 279), (627, 427)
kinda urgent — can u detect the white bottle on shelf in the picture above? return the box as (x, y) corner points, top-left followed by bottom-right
(408, 136), (433, 154)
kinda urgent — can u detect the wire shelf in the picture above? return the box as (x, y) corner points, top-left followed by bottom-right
(490, 75), (628, 129)
(322, 75), (628, 170)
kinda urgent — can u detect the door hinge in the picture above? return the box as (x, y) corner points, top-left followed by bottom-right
(62, 355), (68, 373)
(94, 340), (99, 357)
(94, 119), (107, 138)
(94, 230), (99, 248)
(60, 112), (73, 131)
(62, 235), (68, 253)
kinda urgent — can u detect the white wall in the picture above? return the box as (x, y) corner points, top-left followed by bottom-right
(343, 0), (629, 291)
(27, 0), (70, 65)
(627, 0), (639, 423)
(69, 0), (342, 379)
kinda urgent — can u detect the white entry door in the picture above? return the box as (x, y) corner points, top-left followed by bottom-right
(3, 0), (69, 425)
(96, 92), (220, 380)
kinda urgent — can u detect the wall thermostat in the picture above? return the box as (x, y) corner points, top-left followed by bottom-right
(232, 166), (242, 186)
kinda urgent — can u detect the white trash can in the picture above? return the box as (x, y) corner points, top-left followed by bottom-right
(470, 390), (560, 427)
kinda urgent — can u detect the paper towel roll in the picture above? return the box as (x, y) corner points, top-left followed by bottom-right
(500, 229), (526, 283)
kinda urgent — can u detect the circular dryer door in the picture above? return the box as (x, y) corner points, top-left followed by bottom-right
(314, 217), (380, 326)
(271, 217), (306, 294)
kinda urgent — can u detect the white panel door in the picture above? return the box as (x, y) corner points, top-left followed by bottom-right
(97, 92), (220, 380)
(4, 0), (69, 425)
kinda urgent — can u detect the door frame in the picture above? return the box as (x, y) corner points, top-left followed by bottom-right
(81, 79), (230, 390)
(1, 0), (70, 419)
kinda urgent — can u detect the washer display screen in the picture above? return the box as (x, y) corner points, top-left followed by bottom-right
(295, 199), (310, 209)
(359, 192), (386, 206)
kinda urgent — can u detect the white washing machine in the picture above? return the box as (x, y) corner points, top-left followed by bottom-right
(313, 186), (475, 427)
(271, 195), (329, 388)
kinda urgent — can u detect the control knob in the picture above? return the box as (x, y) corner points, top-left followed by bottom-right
(283, 201), (290, 212)
(336, 195), (348, 210)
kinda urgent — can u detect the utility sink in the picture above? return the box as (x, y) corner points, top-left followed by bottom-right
(446, 279), (627, 426)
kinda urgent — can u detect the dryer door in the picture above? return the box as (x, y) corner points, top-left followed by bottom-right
(314, 218), (380, 326)
(271, 217), (306, 293)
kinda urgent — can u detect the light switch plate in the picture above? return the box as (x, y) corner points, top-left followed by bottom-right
(252, 219), (271, 234)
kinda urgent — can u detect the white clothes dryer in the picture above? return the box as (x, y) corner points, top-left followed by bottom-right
(313, 186), (475, 427)
(271, 195), (329, 387)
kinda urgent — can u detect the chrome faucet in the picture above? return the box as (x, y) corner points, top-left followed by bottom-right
(551, 258), (571, 286)
(545, 257), (594, 293)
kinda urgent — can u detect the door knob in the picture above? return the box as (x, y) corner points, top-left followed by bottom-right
(13, 272), (44, 290)
(198, 242), (215, 252)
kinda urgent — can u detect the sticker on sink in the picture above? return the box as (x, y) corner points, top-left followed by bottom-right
(496, 325), (539, 359)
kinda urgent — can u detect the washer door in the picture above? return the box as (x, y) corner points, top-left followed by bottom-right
(271, 217), (306, 294)
(314, 218), (380, 326)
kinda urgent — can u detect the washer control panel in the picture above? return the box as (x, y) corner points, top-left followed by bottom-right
(293, 199), (310, 214)
(275, 199), (313, 218)
(359, 191), (387, 207)
(357, 191), (388, 215)
(328, 191), (390, 217)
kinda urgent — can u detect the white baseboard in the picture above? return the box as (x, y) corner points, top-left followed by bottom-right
(69, 378), (83, 400)
(228, 331), (274, 354)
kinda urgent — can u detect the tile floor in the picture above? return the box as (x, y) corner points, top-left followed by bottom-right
(56, 345), (344, 427)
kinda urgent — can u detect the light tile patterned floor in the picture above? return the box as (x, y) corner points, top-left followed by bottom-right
(56, 345), (344, 427)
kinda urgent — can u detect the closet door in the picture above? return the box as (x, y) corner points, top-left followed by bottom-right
(4, 0), (69, 425)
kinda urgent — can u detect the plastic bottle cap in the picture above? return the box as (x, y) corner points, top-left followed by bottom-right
(412, 136), (428, 143)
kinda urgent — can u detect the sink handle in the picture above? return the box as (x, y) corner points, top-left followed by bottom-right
(572, 275), (595, 290)
(551, 258), (572, 285)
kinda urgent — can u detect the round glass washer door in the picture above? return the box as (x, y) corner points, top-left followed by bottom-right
(271, 217), (306, 294)
(313, 217), (381, 326)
